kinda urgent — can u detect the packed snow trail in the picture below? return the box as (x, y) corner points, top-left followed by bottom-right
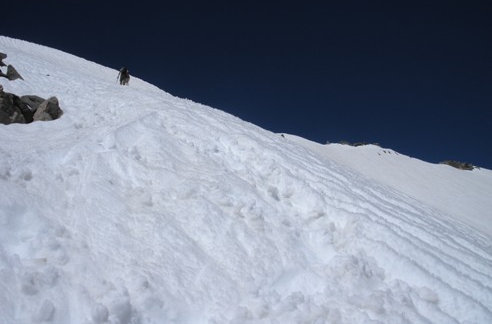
(1, 36), (491, 323)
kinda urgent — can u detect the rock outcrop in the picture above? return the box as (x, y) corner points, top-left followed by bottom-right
(0, 86), (26, 124)
(0, 53), (62, 125)
(33, 97), (63, 121)
(0, 52), (6, 67)
(20, 95), (45, 112)
(4, 65), (24, 81)
(0, 89), (62, 124)
(0, 52), (23, 80)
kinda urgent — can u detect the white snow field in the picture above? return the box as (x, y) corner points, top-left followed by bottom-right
(1, 36), (491, 324)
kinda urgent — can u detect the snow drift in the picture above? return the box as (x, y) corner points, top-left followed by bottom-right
(0, 36), (491, 324)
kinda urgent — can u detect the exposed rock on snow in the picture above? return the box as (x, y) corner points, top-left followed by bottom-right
(0, 52), (7, 66)
(32, 96), (63, 121)
(0, 53), (23, 80)
(0, 90), (26, 124)
(0, 51), (62, 125)
(3, 64), (24, 81)
(20, 94), (45, 112)
(0, 90), (62, 124)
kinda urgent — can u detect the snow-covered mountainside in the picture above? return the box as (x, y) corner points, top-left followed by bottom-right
(1, 36), (491, 324)
(289, 136), (492, 237)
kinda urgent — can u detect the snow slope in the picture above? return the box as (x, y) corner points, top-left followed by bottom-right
(288, 136), (492, 237)
(1, 36), (491, 324)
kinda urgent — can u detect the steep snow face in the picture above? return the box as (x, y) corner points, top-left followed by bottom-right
(1, 36), (491, 324)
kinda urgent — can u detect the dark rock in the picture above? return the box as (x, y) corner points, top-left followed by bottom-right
(440, 160), (475, 171)
(0, 52), (62, 124)
(21, 95), (45, 112)
(33, 97), (63, 121)
(0, 90), (63, 124)
(14, 96), (34, 123)
(0, 91), (26, 124)
(0, 64), (23, 80)
(6, 65), (23, 80)
(0, 52), (6, 67)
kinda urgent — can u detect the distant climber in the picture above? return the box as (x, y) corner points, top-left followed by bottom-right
(117, 67), (130, 85)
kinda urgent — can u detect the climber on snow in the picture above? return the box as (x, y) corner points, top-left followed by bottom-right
(117, 67), (130, 85)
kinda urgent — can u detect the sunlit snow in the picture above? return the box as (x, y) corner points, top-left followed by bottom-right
(1, 36), (491, 324)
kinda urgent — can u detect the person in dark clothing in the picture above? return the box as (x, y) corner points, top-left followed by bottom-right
(117, 67), (130, 85)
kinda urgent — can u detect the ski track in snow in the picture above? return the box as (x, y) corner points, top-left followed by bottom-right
(1, 36), (492, 323)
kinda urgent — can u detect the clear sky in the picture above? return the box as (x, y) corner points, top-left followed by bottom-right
(2, 1), (491, 169)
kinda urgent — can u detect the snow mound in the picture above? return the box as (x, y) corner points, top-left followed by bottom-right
(1, 36), (491, 324)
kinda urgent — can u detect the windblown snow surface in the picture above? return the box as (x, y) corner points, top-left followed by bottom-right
(1, 36), (492, 324)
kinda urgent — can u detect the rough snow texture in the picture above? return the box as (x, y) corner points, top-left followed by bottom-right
(0, 36), (491, 324)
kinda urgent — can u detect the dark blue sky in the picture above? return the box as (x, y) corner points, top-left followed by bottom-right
(3, 1), (492, 168)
